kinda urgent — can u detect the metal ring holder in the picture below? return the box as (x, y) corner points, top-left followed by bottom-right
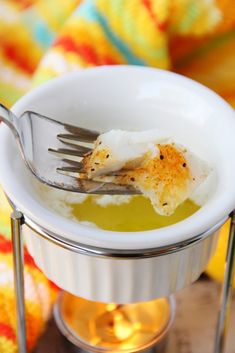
(10, 209), (235, 353)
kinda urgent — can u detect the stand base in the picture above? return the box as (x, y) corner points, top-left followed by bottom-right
(53, 340), (167, 353)
(10, 210), (235, 353)
(54, 292), (175, 353)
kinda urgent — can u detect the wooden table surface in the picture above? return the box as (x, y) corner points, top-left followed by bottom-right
(33, 276), (235, 353)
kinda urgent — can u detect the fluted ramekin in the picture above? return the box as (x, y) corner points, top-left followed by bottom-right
(0, 66), (235, 303)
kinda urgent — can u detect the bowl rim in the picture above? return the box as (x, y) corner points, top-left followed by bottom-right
(0, 65), (235, 250)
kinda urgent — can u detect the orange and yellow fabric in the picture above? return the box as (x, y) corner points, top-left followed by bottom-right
(0, 0), (235, 352)
(0, 232), (58, 353)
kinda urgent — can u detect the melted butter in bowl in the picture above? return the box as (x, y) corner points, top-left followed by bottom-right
(67, 195), (200, 232)
(39, 185), (200, 232)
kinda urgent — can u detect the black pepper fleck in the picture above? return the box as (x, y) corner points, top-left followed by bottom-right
(106, 154), (110, 158)
(91, 168), (95, 171)
(130, 177), (135, 182)
(160, 155), (164, 160)
(182, 163), (186, 167)
(162, 202), (168, 206)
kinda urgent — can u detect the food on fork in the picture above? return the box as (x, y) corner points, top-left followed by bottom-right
(82, 130), (211, 216)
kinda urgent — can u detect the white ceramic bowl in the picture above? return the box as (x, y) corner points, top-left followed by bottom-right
(0, 66), (235, 303)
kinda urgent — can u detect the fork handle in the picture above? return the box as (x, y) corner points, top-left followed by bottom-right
(0, 103), (19, 138)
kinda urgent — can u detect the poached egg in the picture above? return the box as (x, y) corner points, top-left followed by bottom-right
(82, 130), (211, 216)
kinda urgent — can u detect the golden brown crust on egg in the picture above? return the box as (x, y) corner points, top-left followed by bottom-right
(115, 144), (192, 215)
(83, 147), (111, 177)
(118, 144), (190, 185)
(82, 143), (198, 216)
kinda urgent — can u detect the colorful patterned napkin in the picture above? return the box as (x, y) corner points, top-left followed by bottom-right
(0, 1), (235, 352)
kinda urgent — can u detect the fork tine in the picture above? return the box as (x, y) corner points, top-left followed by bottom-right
(57, 136), (92, 152)
(58, 161), (131, 176)
(57, 166), (84, 173)
(57, 168), (131, 178)
(61, 158), (84, 167)
(48, 147), (90, 157)
(63, 124), (99, 142)
(35, 172), (140, 195)
(57, 133), (96, 143)
(76, 178), (140, 195)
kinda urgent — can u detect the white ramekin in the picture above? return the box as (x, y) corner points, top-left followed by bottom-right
(0, 66), (235, 303)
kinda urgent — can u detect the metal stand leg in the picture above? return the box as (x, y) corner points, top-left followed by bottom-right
(214, 211), (235, 353)
(11, 211), (27, 353)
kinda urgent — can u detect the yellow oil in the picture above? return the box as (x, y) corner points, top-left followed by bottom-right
(68, 196), (200, 232)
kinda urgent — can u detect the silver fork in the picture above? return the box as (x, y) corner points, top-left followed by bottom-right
(0, 104), (139, 195)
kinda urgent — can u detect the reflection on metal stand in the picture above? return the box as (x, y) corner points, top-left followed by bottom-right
(214, 211), (235, 353)
(11, 210), (235, 353)
(11, 211), (27, 353)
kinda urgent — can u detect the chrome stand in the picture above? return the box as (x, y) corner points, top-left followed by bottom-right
(10, 210), (235, 353)
(214, 211), (235, 353)
(11, 211), (27, 353)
